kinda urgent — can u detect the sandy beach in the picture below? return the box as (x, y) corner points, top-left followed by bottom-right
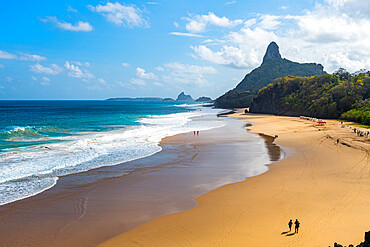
(0, 116), (275, 247)
(100, 110), (370, 247)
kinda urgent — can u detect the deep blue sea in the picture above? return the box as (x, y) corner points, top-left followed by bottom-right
(0, 101), (225, 205)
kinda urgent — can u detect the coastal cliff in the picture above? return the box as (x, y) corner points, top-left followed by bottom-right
(249, 73), (370, 124)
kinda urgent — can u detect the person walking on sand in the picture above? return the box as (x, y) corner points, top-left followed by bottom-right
(288, 219), (293, 232)
(294, 219), (300, 233)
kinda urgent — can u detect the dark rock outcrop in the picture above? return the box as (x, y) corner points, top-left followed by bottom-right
(195, 96), (212, 102)
(176, 92), (193, 101)
(262, 41), (281, 64)
(333, 231), (370, 247)
(214, 89), (258, 109)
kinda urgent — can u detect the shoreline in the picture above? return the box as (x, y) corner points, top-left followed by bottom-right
(0, 115), (274, 247)
(99, 110), (370, 247)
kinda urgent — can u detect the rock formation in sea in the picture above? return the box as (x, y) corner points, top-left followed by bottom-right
(195, 96), (212, 102)
(176, 92), (193, 101)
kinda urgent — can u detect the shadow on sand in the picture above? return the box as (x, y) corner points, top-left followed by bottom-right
(281, 231), (296, 237)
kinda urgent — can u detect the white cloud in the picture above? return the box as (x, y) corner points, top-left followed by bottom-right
(88, 78), (112, 91)
(18, 52), (47, 61)
(65, 61), (94, 79)
(192, 25), (276, 69)
(40, 81), (50, 86)
(71, 61), (90, 67)
(244, 19), (257, 28)
(88, 3), (148, 27)
(42, 16), (93, 32)
(0, 50), (17, 59)
(146, 2), (159, 4)
(189, 1), (370, 72)
(31, 76), (37, 81)
(324, 0), (370, 15)
(117, 80), (135, 89)
(155, 66), (164, 71)
(258, 15), (281, 30)
(153, 82), (164, 87)
(57, 21), (93, 32)
(98, 78), (107, 83)
(121, 62), (130, 67)
(130, 78), (146, 86)
(42, 77), (50, 82)
(6, 77), (13, 82)
(124, 67), (156, 89)
(184, 12), (243, 33)
(192, 45), (250, 68)
(67, 5), (78, 13)
(136, 67), (156, 79)
(0, 50), (46, 61)
(225, 1), (236, 5)
(30, 63), (62, 75)
(201, 39), (226, 45)
(162, 62), (217, 87)
(174, 21), (179, 28)
(169, 32), (205, 37)
(280, 5), (288, 10)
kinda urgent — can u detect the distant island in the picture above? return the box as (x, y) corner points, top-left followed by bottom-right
(176, 92), (193, 101)
(195, 96), (212, 103)
(106, 92), (212, 103)
(214, 41), (326, 108)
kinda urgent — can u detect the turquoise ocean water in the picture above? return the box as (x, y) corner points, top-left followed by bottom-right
(0, 101), (226, 206)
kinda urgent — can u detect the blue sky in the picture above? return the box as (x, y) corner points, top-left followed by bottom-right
(1, 0), (369, 100)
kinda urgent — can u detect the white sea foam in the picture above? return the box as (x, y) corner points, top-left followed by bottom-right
(0, 177), (58, 205)
(0, 106), (226, 206)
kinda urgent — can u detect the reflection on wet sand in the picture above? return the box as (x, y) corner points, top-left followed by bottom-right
(258, 133), (282, 162)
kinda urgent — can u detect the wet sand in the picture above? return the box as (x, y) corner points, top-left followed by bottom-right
(100, 110), (370, 247)
(0, 117), (276, 247)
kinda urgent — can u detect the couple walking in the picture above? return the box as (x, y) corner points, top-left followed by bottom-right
(288, 219), (300, 233)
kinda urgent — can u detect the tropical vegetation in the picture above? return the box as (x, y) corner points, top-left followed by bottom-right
(250, 73), (370, 124)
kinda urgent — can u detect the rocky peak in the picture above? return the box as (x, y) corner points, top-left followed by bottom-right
(262, 41), (282, 64)
(176, 92), (193, 101)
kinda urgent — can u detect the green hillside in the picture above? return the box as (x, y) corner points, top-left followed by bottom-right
(250, 73), (370, 125)
(235, 58), (325, 91)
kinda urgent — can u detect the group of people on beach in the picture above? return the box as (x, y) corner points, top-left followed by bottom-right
(193, 131), (200, 136)
(288, 219), (300, 233)
(350, 126), (369, 137)
(300, 116), (370, 139)
(300, 116), (322, 123)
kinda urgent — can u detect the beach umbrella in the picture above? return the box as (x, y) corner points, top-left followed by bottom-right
(317, 120), (326, 124)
